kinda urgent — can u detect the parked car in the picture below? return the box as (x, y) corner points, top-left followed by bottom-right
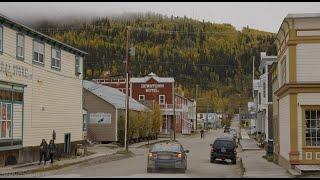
(210, 137), (237, 164)
(147, 141), (189, 173)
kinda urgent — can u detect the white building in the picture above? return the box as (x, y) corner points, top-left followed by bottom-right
(255, 52), (276, 145)
(0, 14), (86, 166)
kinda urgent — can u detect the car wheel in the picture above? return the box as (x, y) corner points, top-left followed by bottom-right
(232, 158), (237, 164)
(210, 158), (215, 163)
(147, 168), (153, 173)
(179, 168), (186, 173)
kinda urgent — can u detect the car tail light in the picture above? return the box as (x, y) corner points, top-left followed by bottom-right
(211, 147), (216, 152)
(176, 153), (183, 158)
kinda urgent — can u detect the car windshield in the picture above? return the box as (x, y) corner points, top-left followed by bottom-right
(213, 140), (235, 149)
(151, 143), (181, 152)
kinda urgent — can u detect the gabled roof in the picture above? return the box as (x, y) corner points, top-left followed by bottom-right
(130, 72), (174, 83)
(0, 13), (87, 56)
(286, 13), (320, 19)
(83, 80), (149, 111)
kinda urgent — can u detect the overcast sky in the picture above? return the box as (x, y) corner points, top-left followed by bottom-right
(1, 2), (320, 33)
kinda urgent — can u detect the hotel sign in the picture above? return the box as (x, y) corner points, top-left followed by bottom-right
(141, 84), (164, 93)
(0, 60), (32, 80)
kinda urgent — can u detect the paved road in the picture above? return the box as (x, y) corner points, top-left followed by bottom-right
(26, 127), (242, 178)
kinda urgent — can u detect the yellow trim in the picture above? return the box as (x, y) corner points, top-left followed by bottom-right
(288, 45), (296, 83)
(275, 83), (320, 99)
(290, 93), (298, 161)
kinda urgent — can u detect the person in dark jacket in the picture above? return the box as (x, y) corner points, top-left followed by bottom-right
(39, 139), (48, 165)
(48, 139), (56, 164)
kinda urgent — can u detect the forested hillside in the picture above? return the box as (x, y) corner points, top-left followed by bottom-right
(33, 13), (276, 113)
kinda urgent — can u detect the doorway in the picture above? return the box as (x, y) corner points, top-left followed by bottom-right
(64, 133), (71, 155)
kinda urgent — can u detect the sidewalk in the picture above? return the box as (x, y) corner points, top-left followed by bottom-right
(239, 129), (291, 178)
(0, 138), (166, 176)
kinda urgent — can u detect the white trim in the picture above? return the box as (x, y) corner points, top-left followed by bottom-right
(306, 152), (313, 160)
(159, 95), (165, 105)
(139, 95), (145, 101)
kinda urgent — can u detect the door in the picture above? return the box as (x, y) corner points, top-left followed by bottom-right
(64, 133), (71, 155)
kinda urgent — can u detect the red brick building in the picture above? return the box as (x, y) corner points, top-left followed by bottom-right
(94, 73), (194, 134)
(130, 73), (175, 134)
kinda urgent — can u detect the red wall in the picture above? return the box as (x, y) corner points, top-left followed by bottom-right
(131, 78), (174, 105)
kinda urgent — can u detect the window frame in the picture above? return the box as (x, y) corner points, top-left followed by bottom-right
(75, 55), (81, 75)
(16, 33), (25, 60)
(0, 102), (13, 140)
(138, 95), (145, 101)
(303, 106), (320, 148)
(159, 95), (165, 105)
(32, 39), (45, 66)
(51, 47), (61, 70)
(280, 56), (286, 86)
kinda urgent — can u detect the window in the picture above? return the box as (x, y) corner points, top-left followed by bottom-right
(0, 26), (3, 52)
(159, 95), (165, 105)
(258, 92), (261, 105)
(305, 110), (320, 146)
(51, 48), (61, 69)
(0, 102), (12, 139)
(139, 95), (145, 101)
(16, 33), (24, 59)
(33, 40), (45, 65)
(280, 57), (286, 86)
(75, 56), (81, 75)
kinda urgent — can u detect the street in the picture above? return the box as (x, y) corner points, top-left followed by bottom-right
(23, 124), (241, 178)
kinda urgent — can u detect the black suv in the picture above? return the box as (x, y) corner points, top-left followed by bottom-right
(210, 137), (237, 164)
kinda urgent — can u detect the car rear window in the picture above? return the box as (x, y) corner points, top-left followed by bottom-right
(151, 143), (181, 152)
(213, 140), (235, 149)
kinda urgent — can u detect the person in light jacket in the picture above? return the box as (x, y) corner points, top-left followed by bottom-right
(39, 139), (48, 165)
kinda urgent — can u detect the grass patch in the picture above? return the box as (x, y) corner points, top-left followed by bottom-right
(262, 154), (274, 162)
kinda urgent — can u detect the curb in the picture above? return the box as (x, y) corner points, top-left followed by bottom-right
(0, 152), (131, 177)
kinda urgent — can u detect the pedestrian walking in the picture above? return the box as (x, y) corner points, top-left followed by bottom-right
(200, 129), (204, 139)
(48, 139), (56, 164)
(39, 139), (48, 165)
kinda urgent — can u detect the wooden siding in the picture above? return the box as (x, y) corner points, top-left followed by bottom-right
(83, 89), (117, 142)
(279, 95), (290, 160)
(0, 24), (84, 147)
(296, 44), (320, 82)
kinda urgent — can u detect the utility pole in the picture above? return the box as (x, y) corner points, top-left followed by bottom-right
(124, 26), (131, 151)
(173, 82), (176, 141)
(195, 84), (198, 131)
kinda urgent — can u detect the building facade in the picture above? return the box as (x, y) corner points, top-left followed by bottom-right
(0, 15), (86, 166)
(93, 78), (127, 94)
(274, 13), (320, 169)
(256, 52), (276, 148)
(83, 80), (148, 142)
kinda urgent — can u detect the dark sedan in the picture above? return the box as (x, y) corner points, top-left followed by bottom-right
(210, 137), (237, 164)
(147, 141), (189, 173)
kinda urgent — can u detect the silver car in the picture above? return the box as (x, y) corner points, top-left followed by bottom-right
(147, 141), (189, 173)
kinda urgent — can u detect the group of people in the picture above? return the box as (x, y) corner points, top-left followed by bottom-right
(39, 139), (57, 165)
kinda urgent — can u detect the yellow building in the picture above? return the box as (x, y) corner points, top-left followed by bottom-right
(0, 14), (86, 166)
(275, 13), (320, 170)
